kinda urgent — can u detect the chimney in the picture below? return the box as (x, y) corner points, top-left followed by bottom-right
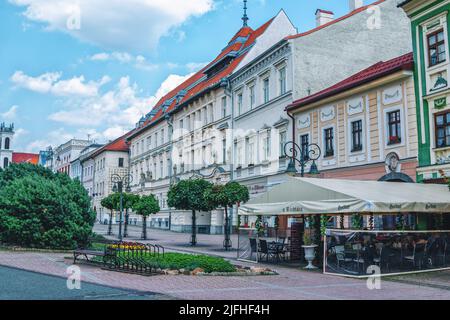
(315, 9), (334, 27)
(349, 0), (364, 11)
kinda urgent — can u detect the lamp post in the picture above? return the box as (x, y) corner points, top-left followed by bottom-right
(284, 141), (321, 177)
(111, 173), (133, 242)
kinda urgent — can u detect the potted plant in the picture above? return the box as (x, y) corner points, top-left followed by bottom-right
(302, 230), (318, 270)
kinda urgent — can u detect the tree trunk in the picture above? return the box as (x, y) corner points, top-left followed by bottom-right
(142, 216), (147, 240)
(108, 210), (113, 235)
(191, 210), (197, 246)
(124, 209), (129, 238)
(223, 207), (232, 250)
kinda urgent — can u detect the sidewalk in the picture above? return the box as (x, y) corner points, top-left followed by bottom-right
(1, 250), (449, 300)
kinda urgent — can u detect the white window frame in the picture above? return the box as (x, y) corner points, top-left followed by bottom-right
(322, 125), (336, 159)
(383, 105), (406, 150)
(347, 116), (366, 155)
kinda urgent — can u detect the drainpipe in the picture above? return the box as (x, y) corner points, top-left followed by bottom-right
(224, 77), (235, 235)
(166, 114), (174, 231)
(286, 107), (296, 145)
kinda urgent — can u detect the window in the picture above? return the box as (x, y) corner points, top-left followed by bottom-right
(3, 157), (8, 168)
(209, 104), (214, 123)
(435, 111), (450, 148)
(351, 120), (363, 152)
(263, 78), (270, 103)
(160, 160), (164, 178)
(4, 138), (10, 150)
(221, 97), (227, 118)
(387, 110), (402, 145)
(155, 132), (158, 147)
(161, 129), (165, 144)
(203, 107), (207, 125)
(118, 158), (124, 168)
(428, 29), (446, 67)
(222, 139), (227, 164)
(179, 119), (184, 130)
(279, 131), (287, 158)
(279, 67), (287, 95)
(324, 128), (334, 157)
(263, 135), (271, 160)
(238, 93), (243, 115)
(247, 141), (254, 166)
(147, 136), (152, 150)
(300, 134), (310, 160)
(249, 85), (255, 109)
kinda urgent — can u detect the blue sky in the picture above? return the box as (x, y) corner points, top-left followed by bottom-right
(0, 0), (370, 153)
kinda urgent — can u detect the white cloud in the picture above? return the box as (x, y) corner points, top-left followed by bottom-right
(10, 71), (61, 93)
(89, 52), (157, 71)
(10, 71), (110, 97)
(9, 0), (215, 52)
(48, 72), (192, 130)
(1, 105), (19, 120)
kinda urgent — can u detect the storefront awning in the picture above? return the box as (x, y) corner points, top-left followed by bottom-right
(238, 177), (450, 216)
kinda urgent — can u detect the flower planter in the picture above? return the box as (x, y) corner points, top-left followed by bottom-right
(302, 245), (318, 270)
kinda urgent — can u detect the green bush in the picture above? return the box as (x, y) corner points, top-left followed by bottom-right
(125, 252), (236, 273)
(0, 163), (95, 249)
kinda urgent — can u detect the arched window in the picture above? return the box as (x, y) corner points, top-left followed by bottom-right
(3, 157), (9, 168)
(4, 137), (10, 150)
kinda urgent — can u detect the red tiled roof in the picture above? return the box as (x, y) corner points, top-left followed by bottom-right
(91, 131), (133, 158)
(286, 0), (386, 40)
(130, 17), (276, 139)
(287, 52), (414, 110)
(12, 153), (39, 165)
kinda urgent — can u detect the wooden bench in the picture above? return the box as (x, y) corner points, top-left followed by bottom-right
(73, 238), (116, 264)
(73, 249), (107, 264)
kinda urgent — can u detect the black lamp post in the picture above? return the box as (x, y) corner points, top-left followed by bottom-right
(284, 141), (321, 177)
(111, 173), (133, 242)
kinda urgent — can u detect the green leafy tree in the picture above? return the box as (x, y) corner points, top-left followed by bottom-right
(167, 179), (214, 246)
(132, 195), (160, 240)
(0, 163), (95, 249)
(205, 182), (249, 250)
(101, 193), (120, 235)
(123, 193), (140, 237)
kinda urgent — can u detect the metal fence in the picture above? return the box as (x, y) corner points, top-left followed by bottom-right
(103, 242), (165, 275)
(324, 229), (450, 278)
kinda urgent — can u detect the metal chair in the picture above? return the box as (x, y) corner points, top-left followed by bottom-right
(403, 243), (426, 269)
(258, 239), (276, 262)
(249, 238), (258, 260)
(436, 240), (448, 267)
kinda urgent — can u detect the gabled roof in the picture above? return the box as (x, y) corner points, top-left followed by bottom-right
(286, 0), (386, 40)
(128, 17), (276, 140)
(12, 153), (39, 165)
(90, 131), (132, 159)
(287, 52), (414, 110)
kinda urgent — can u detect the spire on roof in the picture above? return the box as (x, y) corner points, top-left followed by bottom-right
(242, 0), (249, 27)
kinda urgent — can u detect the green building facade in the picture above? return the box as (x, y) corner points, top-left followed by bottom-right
(400, 0), (450, 183)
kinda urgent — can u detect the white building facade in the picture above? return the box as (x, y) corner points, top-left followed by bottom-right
(53, 139), (91, 177)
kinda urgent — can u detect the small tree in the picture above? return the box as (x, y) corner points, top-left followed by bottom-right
(101, 193), (120, 235)
(168, 179), (214, 246)
(133, 195), (160, 240)
(205, 181), (249, 250)
(123, 193), (140, 237)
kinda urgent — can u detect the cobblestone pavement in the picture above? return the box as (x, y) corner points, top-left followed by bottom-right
(1, 249), (450, 300)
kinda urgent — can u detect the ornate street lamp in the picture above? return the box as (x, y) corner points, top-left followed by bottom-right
(284, 141), (321, 177)
(111, 173), (133, 242)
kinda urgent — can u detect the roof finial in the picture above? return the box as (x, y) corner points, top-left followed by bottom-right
(242, 0), (249, 27)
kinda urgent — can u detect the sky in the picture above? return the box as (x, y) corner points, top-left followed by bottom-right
(0, 0), (371, 153)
